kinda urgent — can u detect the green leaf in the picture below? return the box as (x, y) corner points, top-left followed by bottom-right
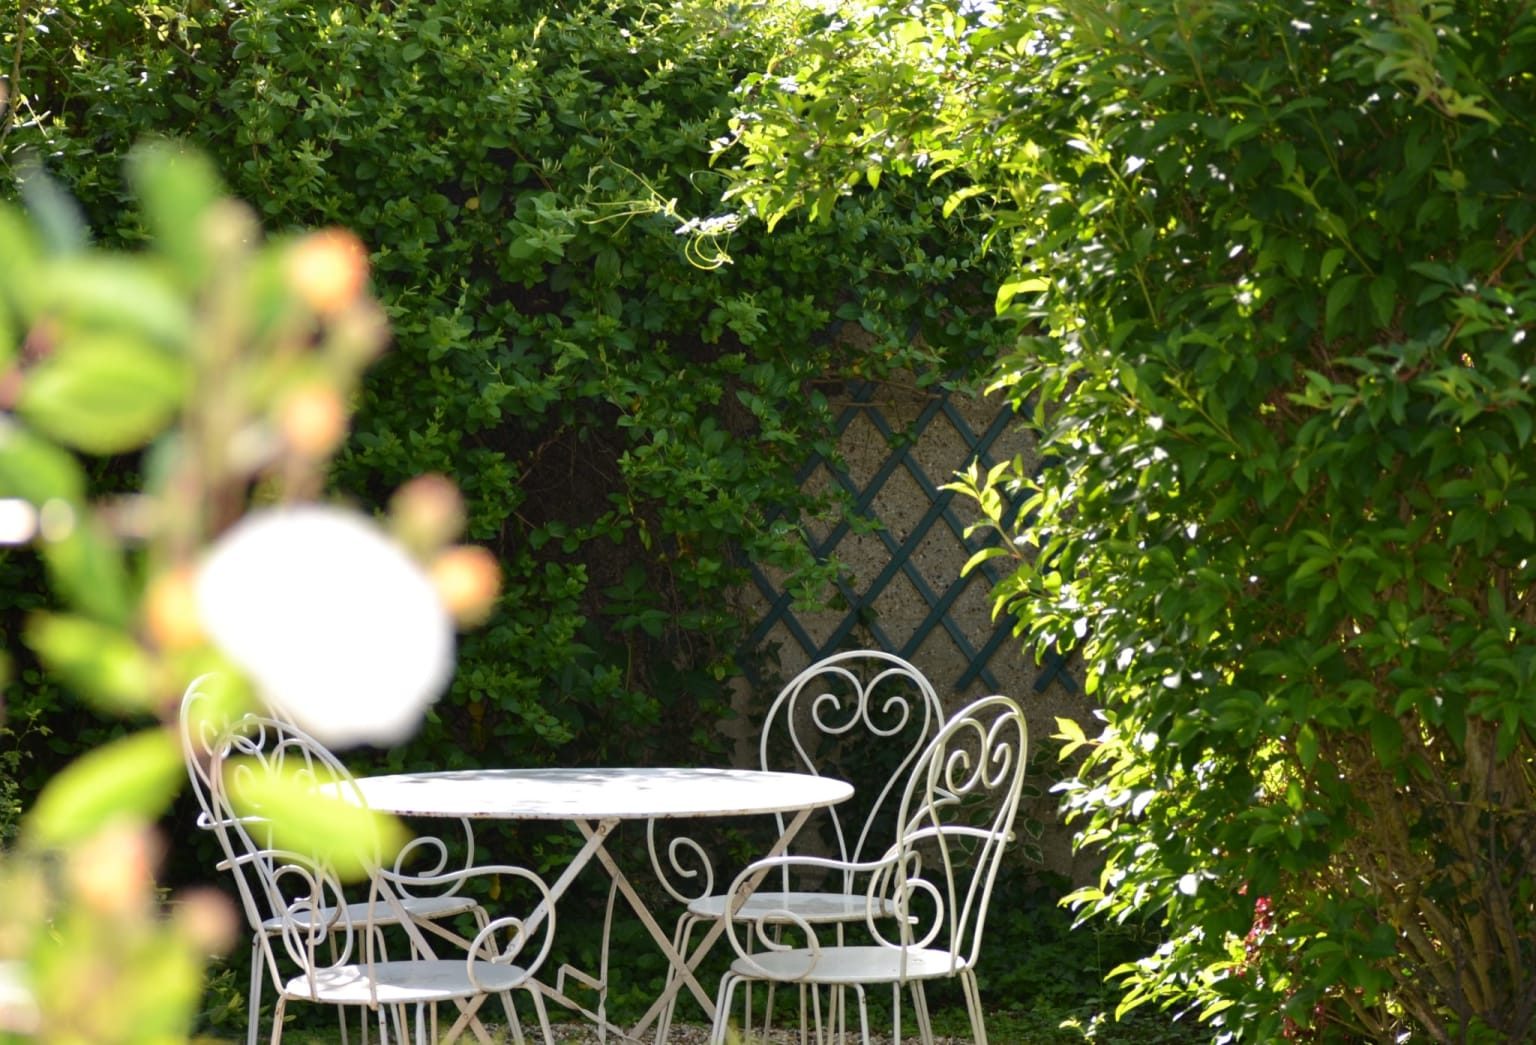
(996, 277), (1049, 312)
(127, 142), (226, 288)
(0, 421), (87, 504)
(1319, 248), (1347, 282)
(224, 759), (408, 881)
(961, 544), (1010, 576)
(40, 515), (134, 625)
(0, 205), (43, 313)
(1297, 723), (1319, 770)
(1325, 275), (1364, 340)
(18, 333), (187, 454)
(25, 729), (184, 847)
(941, 184), (987, 218)
(25, 613), (155, 712)
(35, 257), (192, 351)
(1367, 276), (1398, 327)
(1369, 714), (1403, 767)
(15, 164), (90, 255)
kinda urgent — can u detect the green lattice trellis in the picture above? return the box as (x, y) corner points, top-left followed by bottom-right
(745, 380), (1076, 696)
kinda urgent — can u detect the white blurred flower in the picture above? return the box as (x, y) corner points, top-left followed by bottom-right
(196, 504), (454, 747)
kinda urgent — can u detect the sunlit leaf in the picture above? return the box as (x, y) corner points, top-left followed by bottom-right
(18, 333), (187, 454)
(25, 613), (155, 713)
(127, 141), (226, 289)
(15, 165), (90, 255)
(25, 730), (184, 847)
(224, 759), (407, 881)
(0, 421), (87, 504)
(0, 205), (43, 315)
(40, 515), (135, 625)
(34, 257), (192, 352)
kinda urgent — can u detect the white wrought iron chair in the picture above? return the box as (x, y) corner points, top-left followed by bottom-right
(654, 650), (944, 1042)
(180, 679), (508, 1045)
(707, 694), (1027, 1045)
(182, 683), (556, 1044)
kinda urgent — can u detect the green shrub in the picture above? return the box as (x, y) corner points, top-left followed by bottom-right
(715, 1), (1536, 1040)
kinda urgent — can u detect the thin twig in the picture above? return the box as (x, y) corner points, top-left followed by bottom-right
(0, 0), (32, 146)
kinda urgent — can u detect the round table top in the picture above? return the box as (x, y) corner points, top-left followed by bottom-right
(352, 766), (853, 820)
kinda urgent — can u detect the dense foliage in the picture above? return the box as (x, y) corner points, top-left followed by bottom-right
(1, 0), (1005, 777)
(714, 1), (1536, 1040)
(0, 140), (444, 1041)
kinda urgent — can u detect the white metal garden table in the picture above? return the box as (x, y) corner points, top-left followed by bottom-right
(353, 766), (854, 1041)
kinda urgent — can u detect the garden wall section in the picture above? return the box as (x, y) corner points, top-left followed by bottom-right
(728, 376), (1093, 878)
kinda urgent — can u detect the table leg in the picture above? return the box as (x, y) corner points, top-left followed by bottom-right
(526, 819), (638, 1042)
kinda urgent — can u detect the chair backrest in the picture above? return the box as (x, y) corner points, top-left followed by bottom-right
(179, 678), (383, 1000)
(759, 651), (944, 889)
(877, 694), (1027, 975)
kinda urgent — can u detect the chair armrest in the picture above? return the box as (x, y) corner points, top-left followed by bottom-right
(374, 863), (557, 987)
(718, 851), (904, 979)
(385, 817), (480, 900)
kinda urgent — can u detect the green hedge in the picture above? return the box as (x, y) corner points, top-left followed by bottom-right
(1, 0), (1006, 777)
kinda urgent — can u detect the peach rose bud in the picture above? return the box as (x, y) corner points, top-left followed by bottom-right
(429, 545), (502, 626)
(287, 229), (370, 315)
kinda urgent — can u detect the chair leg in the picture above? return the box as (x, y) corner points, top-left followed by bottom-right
(739, 927), (751, 1040)
(594, 877), (618, 1045)
(960, 968), (988, 1045)
(268, 996), (287, 1045)
(890, 982), (902, 1045)
(710, 973), (741, 1045)
(335, 935), (354, 1045)
(523, 984), (555, 1045)
(819, 983), (834, 1045)
(656, 912), (699, 1044)
(247, 936), (265, 1045)
(817, 977), (829, 1045)
(500, 990), (526, 1045)
(851, 984), (870, 1045)
(804, 977), (817, 1045)
(759, 921), (785, 1039)
(910, 982), (933, 1045)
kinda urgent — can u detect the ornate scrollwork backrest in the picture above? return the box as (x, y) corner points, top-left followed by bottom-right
(761, 651), (944, 892)
(874, 695), (1027, 976)
(178, 678), (382, 1000)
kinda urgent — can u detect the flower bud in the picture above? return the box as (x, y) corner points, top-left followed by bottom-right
(286, 229), (369, 315)
(143, 565), (206, 650)
(429, 545), (502, 626)
(276, 382), (348, 459)
(390, 474), (465, 556)
(67, 822), (158, 917)
(173, 887), (240, 954)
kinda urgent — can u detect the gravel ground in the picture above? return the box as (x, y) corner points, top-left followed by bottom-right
(543, 1023), (972, 1044)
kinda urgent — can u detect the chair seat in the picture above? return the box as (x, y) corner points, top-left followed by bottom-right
(260, 894), (478, 933)
(687, 890), (897, 924)
(731, 945), (967, 986)
(281, 959), (528, 1004)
